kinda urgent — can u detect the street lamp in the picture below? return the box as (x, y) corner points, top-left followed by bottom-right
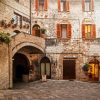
(30, 0), (32, 35)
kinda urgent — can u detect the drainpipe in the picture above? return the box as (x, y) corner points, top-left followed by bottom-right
(30, 0), (32, 35)
(8, 43), (12, 89)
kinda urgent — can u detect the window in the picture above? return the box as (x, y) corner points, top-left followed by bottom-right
(32, 24), (40, 37)
(82, 24), (96, 39)
(56, 24), (72, 39)
(58, 0), (70, 12)
(82, 0), (94, 12)
(13, 12), (22, 28)
(85, 0), (91, 11)
(35, 0), (48, 11)
(62, 24), (67, 38)
(61, 0), (66, 11)
(85, 24), (91, 38)
(39, 0), (44, 11)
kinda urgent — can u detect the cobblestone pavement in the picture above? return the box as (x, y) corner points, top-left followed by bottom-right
(0, 80), (100, 100)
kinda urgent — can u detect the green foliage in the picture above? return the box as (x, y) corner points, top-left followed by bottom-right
(82, 63), (89, 72)
(40, 28), (46, 34)
(0, 31), (11, 44)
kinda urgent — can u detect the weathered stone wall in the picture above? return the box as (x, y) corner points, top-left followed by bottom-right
(0, 43), (9, 89)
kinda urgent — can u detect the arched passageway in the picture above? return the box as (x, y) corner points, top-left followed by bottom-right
(12, 45), (44, 84)
(40, 57), (51, 79)
(13, 53), (30, 83)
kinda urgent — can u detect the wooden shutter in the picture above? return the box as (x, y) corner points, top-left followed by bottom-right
(82, 24), (85, 39)
(44, 0), (48, 11)
(66, 0), (70, 12)
(82, 0), (85, 12)
(91, 0), (94, 11)
(58, 0), (61, 12)
(19, 16), (22, 28)
(35, 0), (39, 11)
(57, 24), (61, 38)
(91, 24), (96, 39)
(67, 24), (72, 39)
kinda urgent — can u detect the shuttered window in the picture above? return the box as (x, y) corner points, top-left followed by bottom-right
(56, 24), (72, 39)
(35, 0), (48, 11)
(82, 24), (96, 39)
(58, 0), (70, 12)
(82, 0), (94, 12)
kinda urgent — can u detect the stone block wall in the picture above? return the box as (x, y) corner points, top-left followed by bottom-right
(0, 43), (9, 89)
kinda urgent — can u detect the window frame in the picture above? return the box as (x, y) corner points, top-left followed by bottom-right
(56, 23), (72, 39)
(58, 0), (70, 12)
(82, 0), (94, 12)
(39, 0), (45, 11)
(85, 24), (92, 39)
(85, 0), (91, 12)
(82, 23), (96, 40)
(60, 0), (66, 12)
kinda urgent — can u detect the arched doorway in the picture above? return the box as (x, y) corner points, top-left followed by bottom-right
(32, 24), (40, 37)
(40, 57), (51, 79)
(13, 53), (30, 83)
(88, 58), (99, 81)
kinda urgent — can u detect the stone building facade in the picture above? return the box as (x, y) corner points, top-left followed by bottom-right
(0, 0), (100, 89)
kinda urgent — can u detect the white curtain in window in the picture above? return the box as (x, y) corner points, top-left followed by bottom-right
(62, 24), (67, 38)
(85, 2), (90, 11)
(41, 63), (45, 75)
(46, 63), (50, 76)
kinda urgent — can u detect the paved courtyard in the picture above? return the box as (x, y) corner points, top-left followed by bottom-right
(0, 80), (100, 100)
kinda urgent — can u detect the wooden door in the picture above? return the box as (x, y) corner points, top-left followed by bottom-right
(63, 59), (76, 79)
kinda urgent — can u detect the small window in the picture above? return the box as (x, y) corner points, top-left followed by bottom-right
(13, 12), (22, 28)
(82, 0), (94, 12)
(58, 0), (70, 12)
(39, 0), (44, 11)
(61, 24), (67, 38)
(35, 0), (48, 11)
(61, 0), (66, 12)
(82, 23), (96, 39)
(32, 24), (41, 37)
(85, 0), (91, 11)
(56, 24), (72, 39)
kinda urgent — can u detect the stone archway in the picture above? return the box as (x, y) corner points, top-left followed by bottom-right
(12, 45), (44, 84)
(9, 33), (45, 88)
(13, 53), (30, 83)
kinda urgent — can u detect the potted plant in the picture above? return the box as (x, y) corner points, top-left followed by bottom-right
(40, 28), (46, 34)
(0, 20), (6, 27)
(12, 24), (17, 28)
(82, 63), (89, 72)
(10, 18), (14, 24)
(0, 31), (11, 44)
